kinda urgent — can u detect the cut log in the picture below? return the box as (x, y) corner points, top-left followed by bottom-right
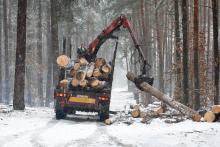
(104, 114), (122, 125)
(59, 79), (69, 88)
(79, 57), (88, 65)
(211, 105), (220, 114)
(79, 80), (88, 88)
(56, 55), (70, 67)
(204, 111), (216, 122)
(71, 78), (79, 87)
(126, 72), (201, 121)
(90, 78), (106, 89)
(154, 106), (164, 114)
(131, 109), (140, 118)
(73, 63), (80, 71)
(101, 64), (112, 73)
(104, 118), (112, 125)
(76, 71), (86, 81)
(101, 73), (109, 80)
(90, 78), (99, 87)
(104, 117), (117, 125)
(86, 62), (95, 78)
(140, 110), (158, 118)
(70, 68), (77, 77)
(95, 58), (106, 68)
(93, 68), (102, 77)
(140, 112), (147, 118)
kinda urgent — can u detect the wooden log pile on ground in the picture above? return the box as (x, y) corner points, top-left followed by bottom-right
(56, 55), (112, 90)
(104, 102), (186, 125)
(126, 72), (202, 122)
(123, 72), (220, 124)
(202, 105), (220, 122)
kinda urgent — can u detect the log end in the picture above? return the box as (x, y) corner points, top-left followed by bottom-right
(56, 55), (70, 67)
(192, 113), (202, 122)
(126, 72), (135, 82)
(204, 111), (215, 122)
(71, 78), (79, 87)
(104, 119), (111, 125)
(211, 105), (220, 114)
(131, 109), (140, 118)
(59, 79), (69, 88)
(154, 107), (164, 114)
(79, 57), (88, 65)
(73, 63), (81, 71)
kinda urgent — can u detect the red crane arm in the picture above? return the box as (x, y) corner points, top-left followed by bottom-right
(85, 15), (149, 76)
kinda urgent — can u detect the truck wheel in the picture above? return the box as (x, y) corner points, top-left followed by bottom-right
(99, 104), (109, 121)
(55, 100), (66, 120)
(56, 109), (66, 120)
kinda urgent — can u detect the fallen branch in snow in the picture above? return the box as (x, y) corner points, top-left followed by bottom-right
(126, 72), (201, 122)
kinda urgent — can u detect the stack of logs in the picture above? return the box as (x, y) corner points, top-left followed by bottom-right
(130, 102), (164, 123)
(104, 102), (165, 125)
(130, 104), (220, 123)
(203, 105), (220, 122)
(57, 55), (112, 89)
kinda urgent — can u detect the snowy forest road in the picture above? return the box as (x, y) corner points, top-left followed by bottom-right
(0, 109), (135, 147)
(1, 91), (220, 147)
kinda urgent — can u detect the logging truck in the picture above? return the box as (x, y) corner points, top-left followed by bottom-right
(54, 15), (153, 121)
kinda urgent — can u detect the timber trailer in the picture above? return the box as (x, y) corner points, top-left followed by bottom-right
(54, 15), (153, 121)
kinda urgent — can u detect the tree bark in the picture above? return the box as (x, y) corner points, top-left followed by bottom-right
(3, 0), (9, 104)
(127, 72), (201, 121)
(37, 0), (44, 106)
(181, 0), (189, 105)
(155, 1), (164, 92)
(0, 0), (2, 103)
(174, 0), (182, 101)
(212, 0), (219, 104)
(51, 0), (59, 88)
(45, 0), (52, 107)
(193, 0), (200, 110)
(13, 0), (27, 110)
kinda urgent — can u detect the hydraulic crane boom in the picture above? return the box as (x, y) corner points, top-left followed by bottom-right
(84, 15), (150, 76)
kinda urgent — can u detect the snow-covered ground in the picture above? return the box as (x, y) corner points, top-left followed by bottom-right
(1, 91), (220, 147)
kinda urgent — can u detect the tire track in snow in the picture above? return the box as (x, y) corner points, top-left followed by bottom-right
(29, 118), (60, 147)
(62, 122), (135, 147)
(0, 118), (58, 147)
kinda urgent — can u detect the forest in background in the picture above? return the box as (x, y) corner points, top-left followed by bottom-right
(0, 0), (219, 110)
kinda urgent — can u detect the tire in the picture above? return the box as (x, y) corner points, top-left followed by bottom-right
(56, 109), (66, 119)
(99, 104), (110, 121)
(55, 100), (66, 120)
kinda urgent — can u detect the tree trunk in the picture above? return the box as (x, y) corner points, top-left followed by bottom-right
(37, 0), (44, 106)
(181, 0), (189, 105)
(13, 0), (27, 110)
(45, 0), (52, 107)
(127, 72), (201, 122)
(155, 1), (164, 92)
(193, 0), (200, 110)
(3, 0), (9, 104)
(0, 0), (2, 103)
(212, 0), (219, 104)
(51, 0), (59, 88)
(174, 0), (181, 101)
